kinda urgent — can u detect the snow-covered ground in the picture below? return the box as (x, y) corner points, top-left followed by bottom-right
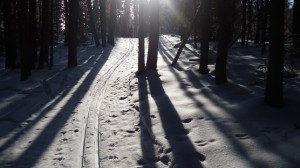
(0, 35), (300, 168)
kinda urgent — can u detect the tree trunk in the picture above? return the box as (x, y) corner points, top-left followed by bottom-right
(3, 0), (17, 69)
(68, 0), (79, 67)
(29, 0), (38, 69)
(146, 0), (159, 70)
(241, 0), (247, 46)
(87, 0), (100, 47)
(50, 0), (54, 67)
(137, 0), (146, 75)
(215, 0), (236, 85)
(108, 0), (116, 46)
(199, 0), (211, 74)
(100, 0), (106, 46)
(19, 0), (30, 80)
(265, 0), (285, 107)
(0, 0), (2, 51)
(246, 0), (253, 47)
(39, 0), (50, 69)
(93, 0), (101, 39)
(293, 0), (300, 48)
(254, 0), (261, 44)
(261, 0), (269, 55)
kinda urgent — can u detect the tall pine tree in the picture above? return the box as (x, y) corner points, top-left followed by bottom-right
(146, 0), (159, 70)
(265, 0), (285, 107)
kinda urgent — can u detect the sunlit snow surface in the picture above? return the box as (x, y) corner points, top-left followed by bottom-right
(0, 36), (300, 168)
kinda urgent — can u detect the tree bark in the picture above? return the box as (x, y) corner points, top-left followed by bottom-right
(100, 0), (106, 46)
(87, 0), (100, 47)
(199, 0), (211, 74)
(39, 0), (50, 69)
(108, 0), (116, 46)
(215, 0), (236, 85)
(241, 0), (247, 46)
(265, 0), (285, 107)
(137, 0), (146, 75)
(50, 0), (54, 67)
(246, 0), (253, 47)
(293, 0), (300, 48)
(146, 0), (160, 70)
(29, 0), (38, 69)
(254, 0), (261, 44)
(3, 0), (17, 69)
(68, 0), (79, 67)
(261, 0), (269, 55)
(19, 0), (30, 80)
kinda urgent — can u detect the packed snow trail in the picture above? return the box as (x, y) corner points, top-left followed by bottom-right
(0, 38), (138, 168)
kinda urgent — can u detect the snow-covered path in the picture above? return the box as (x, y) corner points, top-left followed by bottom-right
(0, 38), (139, 168)
(1, 36), (300, 168)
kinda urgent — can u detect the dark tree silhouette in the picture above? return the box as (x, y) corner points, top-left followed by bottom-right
(199, 0), (211, 74)
(241, 0), (247, 46)
(261, 0), (269, 55)
(265, 0), (285, 107)
(137, 0), (146, 75)
(93, 0), (101, 36)
(146, 0), (159, 70)
(19, 0), (30, 80)
(50, 0), (54, 67)
(108, 0), (116, 46)
(246, 0), (253, 47)
(100, 0), (107, 46)
(39, 0), (50, 69)
(29, 0), (38, 69)
(215, 0), (236, 84)
(293, 0), (300, 48)
(68, 0), (79, 67)
(3, 0), (17, 69)
(254, 0), (261, 44)
(87, 0), (100, 47)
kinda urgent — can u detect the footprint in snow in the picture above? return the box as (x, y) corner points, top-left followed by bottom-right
(53, 157), (64, 161)
(54, 153), (63, 157)
(109, 114), (118, 118)
(195, 139), (216, 147)
(126, 129), (136, 134)
(119, 96), (127, 100)
(182, 118), (193, 123)
(194, 140), (208, 147)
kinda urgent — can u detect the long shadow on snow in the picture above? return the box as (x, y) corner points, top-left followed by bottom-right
(0, 46), (113, 167)
(138, 75), (158, 168)
(158, 39), (300, 167)
(145, 70), (204, 168)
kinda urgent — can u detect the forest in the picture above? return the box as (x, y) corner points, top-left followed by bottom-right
(0, 0), (300, 167)
(0, 0), (299, 107)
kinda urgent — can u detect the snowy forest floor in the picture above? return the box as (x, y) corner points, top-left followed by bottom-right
(0, 35), (300, 168)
